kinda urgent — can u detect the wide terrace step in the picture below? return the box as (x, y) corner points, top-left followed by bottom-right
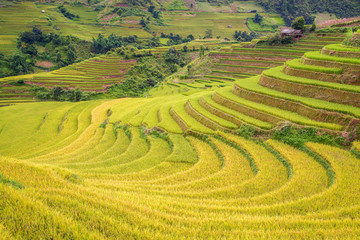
(260, 66), (360, 107)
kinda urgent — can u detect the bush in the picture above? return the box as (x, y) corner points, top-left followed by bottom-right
(254, 13), (263, 24)
(273, 125), (349, 148)
(291, 16), (305, 31)
(235, 124), (259, 139)
(58, 6), (79, 20)
(233, 30), (258, 42)
(257, 32), (294, 45)
(343, 32), (360, 48)
(31, 86), (95, 102)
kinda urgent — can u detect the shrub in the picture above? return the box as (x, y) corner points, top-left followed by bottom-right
(235, 124), (259, 139)
(58, 5), (79, 20)
(342, 32), (360, 48)
(291, 17), (306, 31)
(273, 125), (349, 148)
(0, 174), (24, 189)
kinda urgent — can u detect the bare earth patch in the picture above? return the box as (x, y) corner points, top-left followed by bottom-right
(36, 61), (54, 68)
(123, 20), (140, 24)
(119, 59), (137, 64)
(317, 16), (360, 28)
(100, 75), (124, 79)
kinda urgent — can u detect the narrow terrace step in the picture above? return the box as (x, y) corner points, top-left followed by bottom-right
(210, 51), (298, 60)
(213, 64), (268, 74)
(185, 100), (232, 132)
(219, 58), (283, 68)
(232, 83), (355, 130)
(322, 45), (360, 58)
(231, 48), (306, 56)
(212, 91), (280, 127)
(202, 95), (273, 129)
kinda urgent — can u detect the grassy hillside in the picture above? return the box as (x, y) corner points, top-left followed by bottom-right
(0, 1), (274, 56)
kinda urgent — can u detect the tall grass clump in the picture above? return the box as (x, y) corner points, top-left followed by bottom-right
(0, 174), (24, 189)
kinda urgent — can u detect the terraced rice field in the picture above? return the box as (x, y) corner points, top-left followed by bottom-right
(27, 55), (137, 91)
(0, 96), (359, 238)
(207, 33), (346, 79)
(151, 12), (254, 39)
(0, 80), (36, 107)
(0, 2), (152, 54)
(1, 31), (360, 238)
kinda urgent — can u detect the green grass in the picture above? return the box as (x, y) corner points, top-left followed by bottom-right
(325, 44), (360, 53)
(304, 51), (360, 64)
(165, 0), (189, 11)
(246, 18), (277, 32)
(285, 59), (343, 74)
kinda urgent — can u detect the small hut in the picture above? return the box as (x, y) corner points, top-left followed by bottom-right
(281, 29), (302, 38)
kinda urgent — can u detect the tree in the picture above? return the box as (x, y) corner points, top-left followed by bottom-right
(204, 29), (213, 39)
(310, 21), (316, 32)
(20, 31), (36, 44)
(32, 27), (43, 42)
(187, 34), (194, 41)
(9, 53), (34, 75)
(291, 16), (306, 31)
(153, 10), (161, 19)
(148, 6), (155, 13)
(92, 34), (107, 53)
(53, 86), (64, 101)
(140, 18), (147, 27)
(165, 48), (185, 67)
(199, 45), (205, 58)
(254, 13), (263, 24)
(65, 45), (77, 64)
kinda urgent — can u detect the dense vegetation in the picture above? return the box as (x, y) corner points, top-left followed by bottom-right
(233, 30), (258, 42)
(108, 47), (189, 97)
(30, 85), (94, 102)
(256, 0), (360, 25)
(57, 5), (79, 20)
(91, 33), (162, 53)
(0, 27), (92, 77)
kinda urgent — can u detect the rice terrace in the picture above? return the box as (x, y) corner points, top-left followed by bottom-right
(1, 0), (360, 239)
